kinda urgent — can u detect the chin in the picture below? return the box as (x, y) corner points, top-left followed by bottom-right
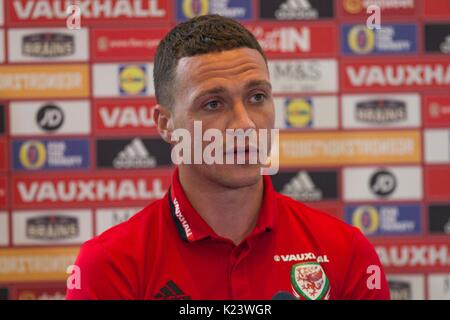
(204, 164), (263, 189)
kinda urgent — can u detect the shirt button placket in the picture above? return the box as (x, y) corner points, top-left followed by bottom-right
(229, 241), (251, 299)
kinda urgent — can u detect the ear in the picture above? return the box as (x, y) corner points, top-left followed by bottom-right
(153, 104), (174, 144)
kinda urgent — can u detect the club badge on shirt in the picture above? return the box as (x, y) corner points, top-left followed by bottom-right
(290, 262), (330, 300)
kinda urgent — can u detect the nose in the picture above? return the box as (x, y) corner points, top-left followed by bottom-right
(228, 99), (256, 131)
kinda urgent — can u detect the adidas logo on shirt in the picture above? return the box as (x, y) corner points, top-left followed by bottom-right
(281, 171), (323, 201)
(154, 280), (191, 300)
(112, 138), (156, 169)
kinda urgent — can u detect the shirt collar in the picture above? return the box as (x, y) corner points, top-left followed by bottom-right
(166, 167), (278, 243)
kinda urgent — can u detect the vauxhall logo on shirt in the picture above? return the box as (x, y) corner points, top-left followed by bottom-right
(273, 251), (331, 300)
(273, 252), (330, 263)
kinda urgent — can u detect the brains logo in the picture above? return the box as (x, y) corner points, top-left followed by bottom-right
(19, 141), (46, 170)
(119, 65), (147, 95)
(22, 33), (75, 58)
(26, 215), (79, 240)
(348, 25), (375, 54)
(343, 0), (363, 14)
(182, 0), (209, 18)
(285, 98), (313, 128)
(389, 281), (411, 300)
(352, 206), (380, 235)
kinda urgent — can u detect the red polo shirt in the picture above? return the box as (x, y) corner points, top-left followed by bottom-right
(66, 168), (390, 300)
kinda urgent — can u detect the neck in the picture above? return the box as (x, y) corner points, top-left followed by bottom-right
(178, 167), (264, 245)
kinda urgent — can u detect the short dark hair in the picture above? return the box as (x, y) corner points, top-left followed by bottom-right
(153, 14), (267, 108)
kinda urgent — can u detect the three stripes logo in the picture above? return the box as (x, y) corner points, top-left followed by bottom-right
(281, 171), (323, 201)
(275, 0), (320, 20)
(154, 280), (191, 300)
(112, 138), (156, 169)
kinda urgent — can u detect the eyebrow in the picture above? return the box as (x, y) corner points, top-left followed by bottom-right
(244, 80), (272, 91)
(193, 80), (272, 102)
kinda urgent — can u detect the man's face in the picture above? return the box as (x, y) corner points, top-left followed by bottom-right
(171, 47), (275, 188)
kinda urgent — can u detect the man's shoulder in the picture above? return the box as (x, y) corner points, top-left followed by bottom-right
(275, 192), (358, 242)
(274, 192), (385, 293)
(86, 197), (168, 252)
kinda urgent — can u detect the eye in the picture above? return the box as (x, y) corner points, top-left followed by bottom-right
(204, 100), (221, 111)
(249, 93), (266, 104)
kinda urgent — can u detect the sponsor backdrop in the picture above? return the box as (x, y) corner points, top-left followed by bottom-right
(0, 0), (449, 300)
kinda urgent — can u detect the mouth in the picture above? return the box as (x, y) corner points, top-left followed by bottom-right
(223, 145), (260, 164)
(225, 145), (259, 155)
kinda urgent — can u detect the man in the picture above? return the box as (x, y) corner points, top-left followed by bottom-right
(66, 15), (389, 300)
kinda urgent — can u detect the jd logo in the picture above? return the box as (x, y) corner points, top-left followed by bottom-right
(370, 170), (396, 197)
(37, 104), (64, 132)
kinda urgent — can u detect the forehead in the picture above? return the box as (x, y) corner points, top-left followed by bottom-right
(175, 48), (269, 94)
